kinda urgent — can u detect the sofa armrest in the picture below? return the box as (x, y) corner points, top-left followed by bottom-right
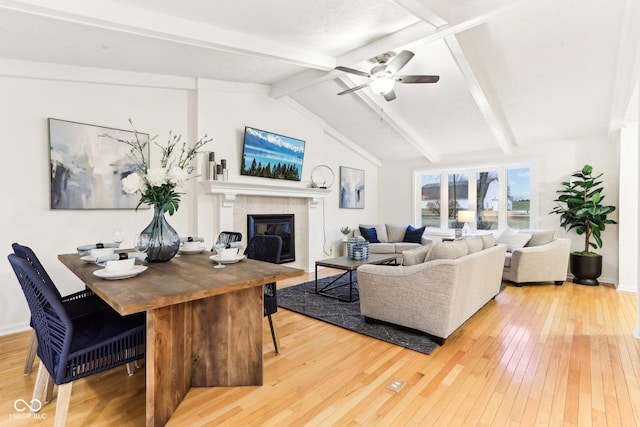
(358, 261), (459, 336)
(505, 238), (571, 283)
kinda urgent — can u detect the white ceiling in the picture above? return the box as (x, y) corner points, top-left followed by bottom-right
(1, 0), (638, 164)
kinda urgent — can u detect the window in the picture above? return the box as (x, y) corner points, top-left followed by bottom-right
(507, 167), (531, 229)
(476, 171), (499, 230)
(416, 165), (532, 231)
(420, 174), (440, 228)
(448, 173), (468, 228)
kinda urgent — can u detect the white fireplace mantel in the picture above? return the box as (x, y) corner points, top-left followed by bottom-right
(199, 180), (331, 207)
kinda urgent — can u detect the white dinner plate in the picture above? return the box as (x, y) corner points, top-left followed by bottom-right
(80, 255), (97, 263)
(209, 254), (246, 264)
(179, 247), (205, 254)
(93, 265), (148, 280)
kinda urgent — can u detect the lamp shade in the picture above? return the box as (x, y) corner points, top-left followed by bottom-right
(457, 210), (476, 223)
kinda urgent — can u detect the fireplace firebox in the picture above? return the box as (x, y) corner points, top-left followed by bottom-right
(247, 214), (295, 263)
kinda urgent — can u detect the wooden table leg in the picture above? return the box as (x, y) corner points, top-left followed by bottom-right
(146, 301), (193, 427)
(145, 285), (263, 426)
(191, 285), (263, 386)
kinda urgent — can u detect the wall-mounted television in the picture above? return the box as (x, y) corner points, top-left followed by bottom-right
(241, 126), (305, 182)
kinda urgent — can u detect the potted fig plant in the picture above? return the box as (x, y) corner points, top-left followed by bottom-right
(550, 164), (617, 285)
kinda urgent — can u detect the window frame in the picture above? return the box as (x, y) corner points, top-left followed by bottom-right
(413, 163), (535, 233)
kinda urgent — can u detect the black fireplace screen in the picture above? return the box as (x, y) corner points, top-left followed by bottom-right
(247, 214), (295, 263)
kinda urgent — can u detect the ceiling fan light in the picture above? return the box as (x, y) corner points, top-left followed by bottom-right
(370, 76), (395, 95)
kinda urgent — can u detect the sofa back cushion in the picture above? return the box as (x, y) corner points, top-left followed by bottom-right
(386, 224), (408, 243)
(522, 229), (555, 247)
(496, 228), (532, 252)
(402, 225), (426, 243)
(429, 240), (469, 260)
(464, 236), (483, 254)
(480, 233), (496, 249)
(402, 244), (433, 266)
(359, 224), (387, 243)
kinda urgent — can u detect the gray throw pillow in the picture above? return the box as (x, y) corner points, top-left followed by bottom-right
(496, 228), (532, 252)
(402, 244), (433, 266)
(464, 236), (483, 254)
(480, 234), (496, 249)
(524, 230), (555, 247)
(430, 240), (469, 260)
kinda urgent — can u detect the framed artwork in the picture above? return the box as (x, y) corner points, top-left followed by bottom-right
(340, 166), (365, 209)
(49, 118), (150, 210)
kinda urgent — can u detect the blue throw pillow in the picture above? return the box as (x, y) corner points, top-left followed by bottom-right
(403, 225), (425, 243)
(359, 227), (380, 243)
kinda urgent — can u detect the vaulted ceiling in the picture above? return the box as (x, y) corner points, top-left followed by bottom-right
(1, 0), (639, 165)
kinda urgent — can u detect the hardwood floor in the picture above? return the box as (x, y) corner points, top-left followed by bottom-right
(1, 269), (639, 426)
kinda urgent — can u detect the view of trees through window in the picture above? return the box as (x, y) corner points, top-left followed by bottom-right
(448, 173), (468, 228)
(418, 166), (531, 230)
(477, 171), (499, 230)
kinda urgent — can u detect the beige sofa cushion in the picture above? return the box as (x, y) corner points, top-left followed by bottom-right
(394, 242), (422, 253)
(496, 228), (532, 252)
(359, 224), (388, 243)
(430, 240), (469, 260)
(386, 224), (408, 243)
(368, 243), (395, 254)
(480, 234), (495, 249)
(402, 244), (433, 266)
(464, 236), (483, 254)
(523, 229), (555, 247)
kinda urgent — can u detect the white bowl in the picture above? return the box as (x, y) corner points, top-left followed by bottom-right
(182, 241), (203, 251)
(105, 258), (135, 273)
(91, 247), (115, 258)
(221, 247), (240, 260)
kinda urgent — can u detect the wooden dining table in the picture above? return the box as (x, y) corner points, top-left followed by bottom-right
(58, 251), (303, 427)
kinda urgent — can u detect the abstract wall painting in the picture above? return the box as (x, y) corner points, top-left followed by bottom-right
(340, 166), (365, 209)
(48, 118), (149, 210)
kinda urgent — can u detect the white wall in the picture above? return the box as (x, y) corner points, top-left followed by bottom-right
(379, 137), (621, 285)
(0, 73), (379, 335)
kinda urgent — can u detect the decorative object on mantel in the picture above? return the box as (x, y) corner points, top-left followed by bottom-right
(311, 165), (334, 189)
(340, 166), (365, 209)
(100, 119), (211, 262)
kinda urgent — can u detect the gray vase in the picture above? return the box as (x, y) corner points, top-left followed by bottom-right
(142, 206), (180, 262)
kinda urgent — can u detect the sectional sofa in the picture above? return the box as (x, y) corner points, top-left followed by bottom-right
(357, 236), (506, 344)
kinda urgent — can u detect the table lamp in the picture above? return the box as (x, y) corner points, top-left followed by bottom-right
(457, 210), (476, 236)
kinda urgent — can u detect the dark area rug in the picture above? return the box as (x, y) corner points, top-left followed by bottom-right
(277, 274), (439, 355)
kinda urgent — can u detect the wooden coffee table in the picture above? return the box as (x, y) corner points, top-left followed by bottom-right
(315, 254), (397, 302)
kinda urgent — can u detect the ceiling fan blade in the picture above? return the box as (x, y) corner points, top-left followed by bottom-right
(335, 66), (371, 78)
(383, 89), (397, 102)
(396, 75), (440, 84)
(386, 50), (414, 74)
(337, 83), (370, 95)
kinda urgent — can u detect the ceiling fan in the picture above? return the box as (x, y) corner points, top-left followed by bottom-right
(335, 50), (439, 102)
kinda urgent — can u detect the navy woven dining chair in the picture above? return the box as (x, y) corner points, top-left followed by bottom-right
(212, 231), (243, 251)
(244, 234), (283, 354)
(12, 243), (113, 376)
(8, 254), (146, 427)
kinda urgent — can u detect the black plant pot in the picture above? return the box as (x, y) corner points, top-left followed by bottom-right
(570, 253), (602, 286)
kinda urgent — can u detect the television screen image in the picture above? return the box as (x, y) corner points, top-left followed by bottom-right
(241, 126), (305, 182)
